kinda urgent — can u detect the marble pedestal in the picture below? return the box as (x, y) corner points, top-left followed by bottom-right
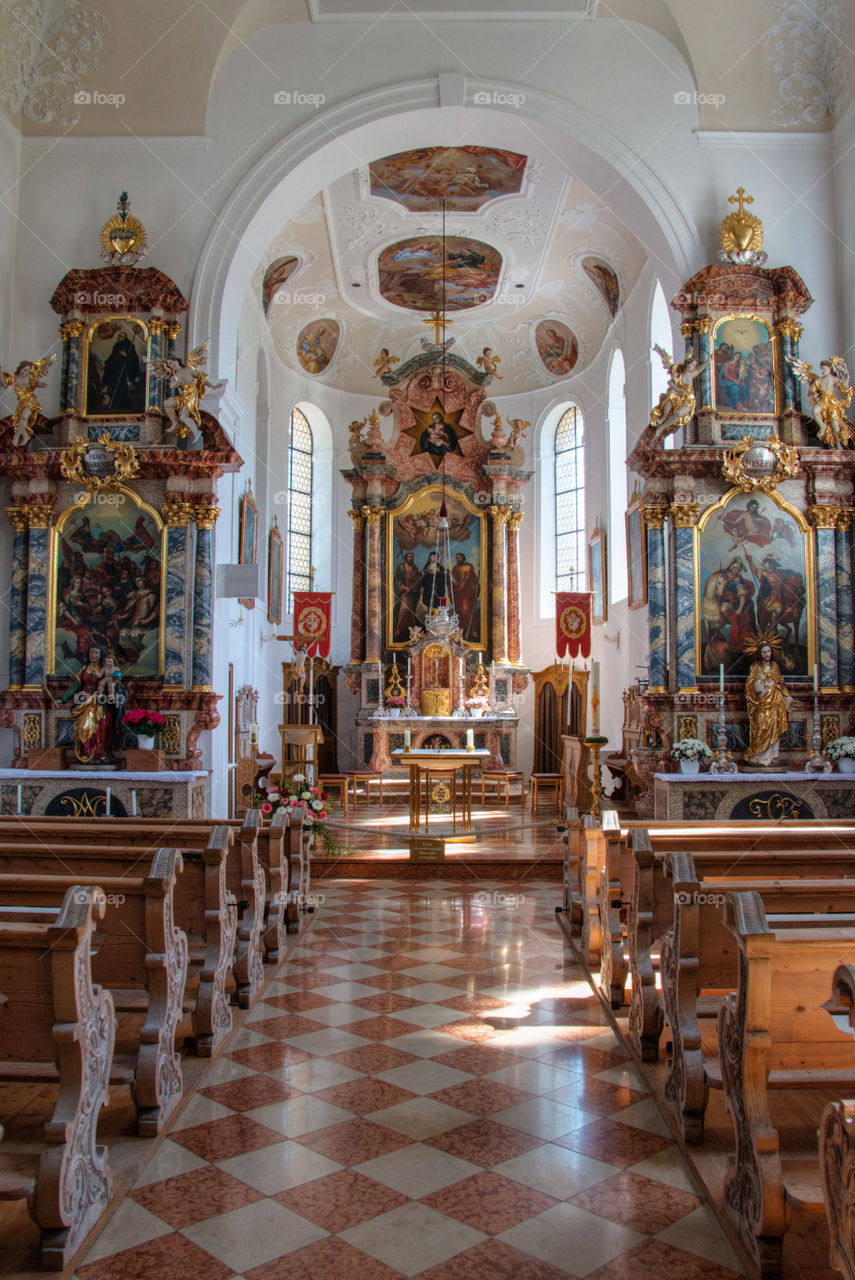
(653, 771), (855, 821)
(0, 769), (209, 819)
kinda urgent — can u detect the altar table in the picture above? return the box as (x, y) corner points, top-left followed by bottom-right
(393, 749), (491, 835)
(653, 771), (855, 821)
(0, 769), (209, 819)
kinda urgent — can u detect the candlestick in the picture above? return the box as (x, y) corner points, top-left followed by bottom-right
(719, 664), (724, 694)
(805, 688), (832, 773)
(710, 691), (738, 774)
(592, 661), (600, 734)
(308, 655), (315, 725)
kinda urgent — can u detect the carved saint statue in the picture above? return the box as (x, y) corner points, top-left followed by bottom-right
(57, 645), (126, 765)
(506, 417), (529, 451)
(1, 353), (56, 447)
(743, 640), (792, 767)
(372, 348), (399, 378)
(152, 340), (225, 442)
(790, 356), (853, 449)
(477, 347), (503, 381)
(649, 345), (711, 441)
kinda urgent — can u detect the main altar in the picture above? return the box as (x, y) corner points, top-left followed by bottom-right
(342, 335), (530, 774)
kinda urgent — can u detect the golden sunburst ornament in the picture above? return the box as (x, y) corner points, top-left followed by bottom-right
(99, 192), (148, 265)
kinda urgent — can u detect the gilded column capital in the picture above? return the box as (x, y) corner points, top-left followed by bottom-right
(193, 503), (221, 529)
(59, 320), (84, 341)
(164, 323), (181, 341)
(161, 500), (194, 526)
(5, 506), (28, 532)
(680, 320), (695, 339)
(148, 319), (167, 336)
(20, 502), (54, 529)
(362, 506), (383, 528)
(348, 507), (366, 530)
(808, 503), (842, 530)
(507, 510), (523, 533)
(670, 502), (700, 528)
(642, 502), (670, 529)
(489, 504), (511, 527)
(776, 319), (803, 342)
(695, 315), (712, 334)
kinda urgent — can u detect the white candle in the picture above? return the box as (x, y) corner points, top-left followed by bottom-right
(592, 661), (600, 734)
(407, 656), (411, 683)
(131, 789), (138, 817)
(719, 664), (724, 694)
(16, 783), (22, 814)
(404, 730), (411, 750)
(466, 728), (474, 751)
(105, 786), (111, 816)
(814, 663), (820, 692)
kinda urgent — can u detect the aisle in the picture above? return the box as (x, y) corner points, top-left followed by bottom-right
(72, 880), (744, 1280)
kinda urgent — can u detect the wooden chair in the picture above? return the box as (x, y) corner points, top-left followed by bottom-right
(480, 769), (525, 807)
(343, 770), (384, 806)
(530, 772), (562, 812)
(319, 774), (349, 816)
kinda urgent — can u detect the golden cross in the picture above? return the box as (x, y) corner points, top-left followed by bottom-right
(423, 309), (452, 344)
(728, 187), (753, 217)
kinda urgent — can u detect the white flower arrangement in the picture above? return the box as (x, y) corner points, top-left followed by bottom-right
(300, 789), (312, 800)
(671, 737), (713, 761)
(826, 737), (855, 761)
(293, 773), (306, 783)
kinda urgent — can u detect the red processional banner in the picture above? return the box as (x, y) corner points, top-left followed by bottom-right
(556, 592), (592, 659)
(293, 592), (332, 657)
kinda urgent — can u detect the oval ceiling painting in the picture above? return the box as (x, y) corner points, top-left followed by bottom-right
(378, 237), (502, 312)
(582, 256), (620, 318)
(262, 256), (299, 317)
(295, 319), (340, 375)
(370, 146), (527, 212)
(535, 320), (579, 377)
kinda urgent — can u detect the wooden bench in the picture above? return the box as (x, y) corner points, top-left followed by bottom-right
(820, 965), (855, 1280)
(717, 891), (855, 1277)
(0, 885), (114, 1269)
(0, 833), (236, 1057)
(0, 849), (188, 1137)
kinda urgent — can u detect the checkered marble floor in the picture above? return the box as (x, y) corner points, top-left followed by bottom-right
(72, 880), (745, 1280)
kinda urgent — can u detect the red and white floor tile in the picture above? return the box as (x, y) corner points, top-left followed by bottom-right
(72, 880), (745, 1280)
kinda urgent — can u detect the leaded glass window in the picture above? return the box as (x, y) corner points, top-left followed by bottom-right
(286, 407), (313, 604)
(555, 406), (585, 591)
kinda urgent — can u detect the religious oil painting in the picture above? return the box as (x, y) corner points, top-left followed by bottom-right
(83, 317), (149, 416)
(295, 319), (340, 375)
(588, 524), (607, 624)
(262, 255), (299, 316)
(626, 494), (647, 609)
(582, 256), (620, 318)
(378, 236), (502, 312)
(386, 486), (486, 650)
(696, 489), (812, 680)
(535, 320), (579, 377)
(268, 519), (283, 625)
(712, 315), (778, 416)
(369, 146), (527, 212)
(49, 493), (163, 679)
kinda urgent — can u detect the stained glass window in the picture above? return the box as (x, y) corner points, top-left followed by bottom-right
(286, 407), (313, 604)
(555, 405), (585, 591)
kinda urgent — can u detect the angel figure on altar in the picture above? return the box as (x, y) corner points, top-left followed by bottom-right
(790, 356), (853, 449)
(649, 345), (711, 440)
(743, 637), (792, 767)
(152, 339), (225, 442)
(1, 353), (56, 447)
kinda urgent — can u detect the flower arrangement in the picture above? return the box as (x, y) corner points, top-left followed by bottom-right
(464, 693), (489, 709)
(123, 708), (167, 739)
(255, 774), (354, 858)
(671, 737), (713, 762)
(385, 695), (407, 708)
(826, 737), (855, 761)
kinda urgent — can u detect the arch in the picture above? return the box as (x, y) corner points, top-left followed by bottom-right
(538, 399), (586, 619)
(608, 348), (627, 603)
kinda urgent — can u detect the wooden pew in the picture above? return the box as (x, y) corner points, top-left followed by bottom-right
(0, 836), (236, 1057)
(717, 890), (855, 1278)
(0, 885), (114, 1269)
(0, 849), (187, 1136)
(557, 807), (583, 928)
(820, 965), (855, 1280)
(661, 856), (855, 1143)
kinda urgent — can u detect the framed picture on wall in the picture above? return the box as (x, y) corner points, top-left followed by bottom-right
(588, 522), (607, 624)
(267, 518), (283, 625)
(625, 493), (647, 609)
(238, 481), (258, 609)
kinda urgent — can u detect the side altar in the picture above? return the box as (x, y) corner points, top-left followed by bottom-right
(342, 337), (531, 772)
(0, 195), (241, 781)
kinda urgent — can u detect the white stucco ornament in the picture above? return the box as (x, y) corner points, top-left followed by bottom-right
(764, 0), (849, 125)
(0, 0), (106, 127)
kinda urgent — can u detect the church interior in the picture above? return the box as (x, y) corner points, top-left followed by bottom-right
(0, 1), (854, 1277)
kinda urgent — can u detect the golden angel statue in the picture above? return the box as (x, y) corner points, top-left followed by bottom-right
(477, 346), (503, 380)
(648, 345), (711, 441)
(743, 634), (793, 767)
(372, 348), (399, 378)
(1, 353), (56, 447)
(506, 417), (529, 451)
(790, 355), (853, 449)
(151, 339), (225, 442)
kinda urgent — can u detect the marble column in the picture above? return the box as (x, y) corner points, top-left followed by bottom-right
(506, 510), (523, 663)
(693, 318), (713, 411)
(148, 320), (166, 412)
(836, 515), (854, 689)
(165, 322), (181, 361)
(811, 507), (839, 688)
(489, 505), (510, 663)
(348, 508), (367, 663)
(191, 502), (220, 691)
(776, 318), (803, 415)
(671, 503), (699, 690)
(363, 506), (383, 664)
(23, 505), (53, 688)
(162, 501), (194, 687)
(59, 320), (85, 414)
(5, 507), (28, 688)
(643, 503), (668, 691)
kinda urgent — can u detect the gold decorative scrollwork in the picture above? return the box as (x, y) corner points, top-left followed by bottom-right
(722, 435), (800, 493)
(678, 715), (698, 741)
(670, 503), (700, 528)
(643, 503), (669, 529)
(59, 320), (84, 341)
(747, 793), (804, 821)
(808, 504), (845, 530)
(23, 714), (41, 750)
(162, 716), (181, 754)
(61, 434), (140, 496)
(59, 791), (109, 817)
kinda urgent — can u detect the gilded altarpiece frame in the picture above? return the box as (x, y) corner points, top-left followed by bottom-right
(711, 314), (781, 420)
(385, 486), (487, 651)
(694, 487), (815, 682)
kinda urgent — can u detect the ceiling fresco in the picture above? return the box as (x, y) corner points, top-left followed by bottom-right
(368, 146), (528, 213)
(377, 236), (503, 313)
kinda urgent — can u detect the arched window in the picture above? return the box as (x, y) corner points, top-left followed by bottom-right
(650, 281), (677, 449)
(555, 405), (586, 592)
(608, 349), (627, 602)
(285, 406), (313, 606)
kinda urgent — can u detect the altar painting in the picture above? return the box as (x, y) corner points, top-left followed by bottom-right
(386, 487), (486, 649)
(49, 493), (163, 678)
(696, 490), (812, 679)
(712, 316), (778, 416)
(83, 317), (149, 416)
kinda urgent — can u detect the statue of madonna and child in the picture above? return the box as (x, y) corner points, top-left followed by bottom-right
(47, 646), (128, 767)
